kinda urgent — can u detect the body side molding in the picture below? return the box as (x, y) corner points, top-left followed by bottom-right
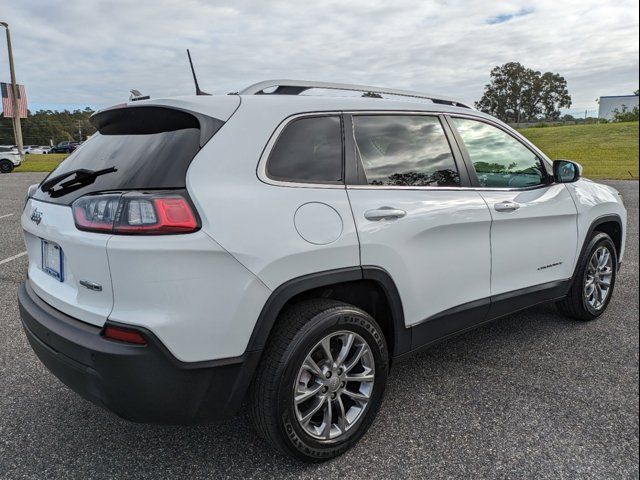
(247, 270), (577, 361)
(402, 279), (572, 360)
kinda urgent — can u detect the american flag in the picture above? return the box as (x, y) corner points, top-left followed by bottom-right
(1, 82), (28, 118)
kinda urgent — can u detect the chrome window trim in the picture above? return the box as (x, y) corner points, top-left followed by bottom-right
(257, 109), (554, 191)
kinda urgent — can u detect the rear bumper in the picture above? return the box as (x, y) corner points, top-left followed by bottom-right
(18, 281), (260, 424)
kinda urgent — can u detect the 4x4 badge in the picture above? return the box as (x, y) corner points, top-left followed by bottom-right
(30, 208), (42, 225)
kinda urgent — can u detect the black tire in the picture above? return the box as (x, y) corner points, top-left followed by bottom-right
(249, 299), (389, 462)
(0, 159), (14, 173)
(557, 232), (617, 321)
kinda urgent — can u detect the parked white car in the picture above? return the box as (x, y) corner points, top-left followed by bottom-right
(0, 145), (22, 173)
(24, 145), (50, 154)
(19, 80), (627, 461)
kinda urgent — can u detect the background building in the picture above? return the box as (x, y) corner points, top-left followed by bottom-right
(598, 94), (639, 120)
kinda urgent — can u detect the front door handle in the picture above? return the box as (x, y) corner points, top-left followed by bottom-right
(494, 201), (520, 212)
(364, 207), (407, 221)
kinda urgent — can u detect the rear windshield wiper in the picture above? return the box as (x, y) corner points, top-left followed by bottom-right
(41, 167), (118, 194)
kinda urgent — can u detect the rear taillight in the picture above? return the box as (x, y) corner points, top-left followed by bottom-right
(72, 191), (199, 234)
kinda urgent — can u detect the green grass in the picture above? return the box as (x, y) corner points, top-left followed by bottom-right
(518, 121), (639, 179)
(14, 153), (68, 172)
(11, 122), (639, 180)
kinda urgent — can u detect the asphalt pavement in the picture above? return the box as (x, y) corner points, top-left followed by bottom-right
(0, 173), (638, 479)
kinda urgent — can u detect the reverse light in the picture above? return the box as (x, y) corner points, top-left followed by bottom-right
(115, 197), (197, 233)
(72, 191), (199, 234)
(73, 194), (120, 231)
(103, 325), (147, 345)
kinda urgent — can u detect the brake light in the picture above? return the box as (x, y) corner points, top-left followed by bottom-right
(103, 325), (147, 345)
(72, 191), (199, 234)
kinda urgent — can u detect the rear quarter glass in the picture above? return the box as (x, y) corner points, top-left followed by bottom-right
(32, 106), (224, 206)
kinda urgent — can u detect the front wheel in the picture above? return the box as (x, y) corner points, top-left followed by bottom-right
(249, 299), (388, 462)
(0, 160), (14, 173)
(557, 232), (617, 320)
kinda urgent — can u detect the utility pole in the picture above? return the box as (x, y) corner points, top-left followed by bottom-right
(78, 120), (82, 141)
(0, 21), (23, 156)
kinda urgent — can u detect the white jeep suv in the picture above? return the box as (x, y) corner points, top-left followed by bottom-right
(19, 80), (627, 462)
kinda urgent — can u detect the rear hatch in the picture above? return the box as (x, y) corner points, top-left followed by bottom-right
(22, 98), (238, 326)
(23, 199), (115, 325)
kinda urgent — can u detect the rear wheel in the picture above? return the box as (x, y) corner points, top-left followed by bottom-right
(0, 160), (14, 173)
(249, 299), (388, 462)
(557, 232), (617, 320)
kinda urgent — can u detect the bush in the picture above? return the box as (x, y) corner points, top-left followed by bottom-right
(612, 105), (639, 122)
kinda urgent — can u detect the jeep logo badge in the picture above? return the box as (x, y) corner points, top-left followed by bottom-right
(30, 208), (42, 225)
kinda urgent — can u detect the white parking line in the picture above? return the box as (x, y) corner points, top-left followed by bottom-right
(0, 213), (14, 219)
(0, 251), (27, 266)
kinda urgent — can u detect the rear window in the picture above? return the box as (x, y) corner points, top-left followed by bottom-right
(32, 106), (223, 205)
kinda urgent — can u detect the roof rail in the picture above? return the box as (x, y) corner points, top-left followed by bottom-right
(239, 80), (472, 109)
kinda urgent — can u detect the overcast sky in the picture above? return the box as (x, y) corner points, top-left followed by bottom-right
(2, 0), (638, 116)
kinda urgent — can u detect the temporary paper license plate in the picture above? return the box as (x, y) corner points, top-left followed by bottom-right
(41, 240), (64, 281)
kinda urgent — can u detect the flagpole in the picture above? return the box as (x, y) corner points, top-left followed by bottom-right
(0, 22), (24, 157)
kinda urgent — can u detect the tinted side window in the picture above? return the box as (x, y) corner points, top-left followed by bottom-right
(352, 115), (460, 187)
(266, 116), (342, 183)
(452, 118), (546, 188)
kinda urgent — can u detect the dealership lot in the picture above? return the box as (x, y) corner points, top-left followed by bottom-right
(1, 173), (638, 479)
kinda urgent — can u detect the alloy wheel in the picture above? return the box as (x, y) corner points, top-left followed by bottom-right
(584, 246), (613, 310)
(293, 330), (375, 441)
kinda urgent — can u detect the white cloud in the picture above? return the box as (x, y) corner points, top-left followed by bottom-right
(2, 0), (638, 113)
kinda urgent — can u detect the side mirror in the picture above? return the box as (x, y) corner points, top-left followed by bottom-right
(553, 160), (582, 183)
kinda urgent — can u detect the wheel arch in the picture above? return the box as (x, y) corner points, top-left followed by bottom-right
(591, 216), (623, 259)
(246, 266), (410, 357)
(571, 214), (624, 278)
(575, 214), (623, 275)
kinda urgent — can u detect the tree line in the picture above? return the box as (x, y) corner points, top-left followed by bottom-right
(476, 62), (638, 123)
(0, 108), (96, 146)
(475, 62), (572, 122)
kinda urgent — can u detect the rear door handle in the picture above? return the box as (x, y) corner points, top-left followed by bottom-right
(494, 201), (520, 212)
(364, 207), (407, 221)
